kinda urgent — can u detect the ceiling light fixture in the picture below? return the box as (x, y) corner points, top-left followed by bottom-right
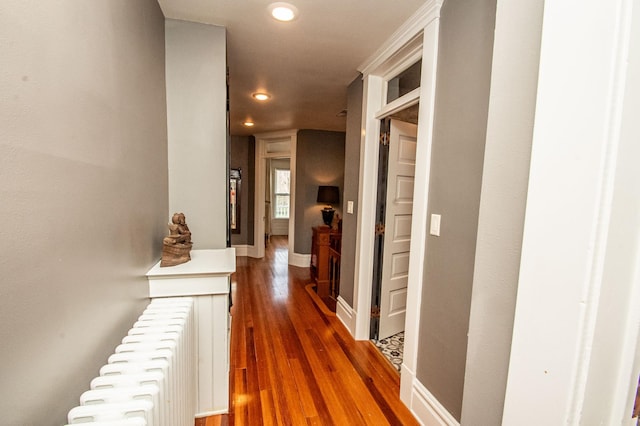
(243, 121), (255, 127)
(269, 2), (298, 22)
(252, 93), (271, 101)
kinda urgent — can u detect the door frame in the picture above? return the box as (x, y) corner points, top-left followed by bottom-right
(346, 0), (443, 410)
(251, 129), (298, 262)
(268, 158), (292, 237)
(370, 117), (391, 340)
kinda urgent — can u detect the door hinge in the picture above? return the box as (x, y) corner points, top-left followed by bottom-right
(371, 306), (381, 319)
(380, 131), (390, 146)
(375, 223), (385, 236)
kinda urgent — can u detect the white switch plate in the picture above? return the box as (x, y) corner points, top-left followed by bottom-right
(430, 214), (441, 236)
(347, 200), (354, 214)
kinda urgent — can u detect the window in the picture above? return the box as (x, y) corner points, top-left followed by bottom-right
(274, 168), (290, 219)
(386, 60), (422, 103)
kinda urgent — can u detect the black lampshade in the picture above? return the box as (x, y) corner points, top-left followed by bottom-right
(316, 186), (339, 205)
(317, 186), (339, 226)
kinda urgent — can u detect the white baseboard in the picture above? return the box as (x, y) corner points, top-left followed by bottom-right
(245, 244), (261, 258)
(195, 408), (228, 418)
(289, 252), (310, 267)
(336, 296), (356, 336)
(232, 245), (249, 257)
(400, 364), (415, 404)
(270, 219), (289, 236)
(410, 379), (459, 426)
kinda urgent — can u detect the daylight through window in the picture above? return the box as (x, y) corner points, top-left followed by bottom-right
(274, 168), (290, 219)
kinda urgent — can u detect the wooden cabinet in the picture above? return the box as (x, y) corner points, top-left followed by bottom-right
(311, 226), (341, 299)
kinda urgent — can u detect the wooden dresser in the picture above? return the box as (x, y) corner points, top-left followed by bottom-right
(310, 226), (341, 299)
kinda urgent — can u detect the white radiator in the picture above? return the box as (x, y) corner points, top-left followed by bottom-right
(66, 297), (196, 426)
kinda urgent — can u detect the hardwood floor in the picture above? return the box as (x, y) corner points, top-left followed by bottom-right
(205, 235), (418, 425)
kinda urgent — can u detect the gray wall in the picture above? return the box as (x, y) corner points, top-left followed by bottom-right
(230, 135), (255, 245)
(460, 0), (543, 423)
(0, 1), (168, 424)
(416, 0), (497, 420)
(339, 76), (364, 306)
(165, 20), (228, 249)
(294, 130), (346, 254)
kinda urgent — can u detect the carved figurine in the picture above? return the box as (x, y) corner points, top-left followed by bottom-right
(160, 212), (193, 267)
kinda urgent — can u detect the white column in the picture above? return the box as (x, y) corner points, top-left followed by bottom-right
(503, 0), (640, 424)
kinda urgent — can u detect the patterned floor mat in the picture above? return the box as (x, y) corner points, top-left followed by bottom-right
(373, 331), (404, 373)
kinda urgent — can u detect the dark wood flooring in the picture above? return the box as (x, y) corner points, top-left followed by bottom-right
(200, 235), (417, 425)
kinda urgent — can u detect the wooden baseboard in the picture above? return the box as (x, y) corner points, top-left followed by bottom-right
(305, 284), (336, 317)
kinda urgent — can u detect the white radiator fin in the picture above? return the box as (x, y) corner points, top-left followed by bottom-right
(66, 297), (196, 426)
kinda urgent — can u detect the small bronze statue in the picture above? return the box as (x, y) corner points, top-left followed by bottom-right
(160, 212), (193, 267)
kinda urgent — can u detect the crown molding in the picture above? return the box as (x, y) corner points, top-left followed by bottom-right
(358, 0), (444, 77)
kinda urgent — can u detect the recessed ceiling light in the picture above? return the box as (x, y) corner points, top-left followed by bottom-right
(269, 2), (298, 22)
(252, 93), (271, 101)
(243, 121), (255, 127)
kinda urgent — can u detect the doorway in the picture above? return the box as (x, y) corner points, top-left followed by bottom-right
(252, 130), (299, 263)
(266, 157), (291, 243)
(371, 115), (419, 341)
(370, 110), (418, 371)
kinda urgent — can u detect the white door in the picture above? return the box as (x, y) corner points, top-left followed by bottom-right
(378, 120), (418, 340)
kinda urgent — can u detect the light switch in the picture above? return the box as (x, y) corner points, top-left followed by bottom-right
(347, 200), (354, 214)
(430, 214), (441, 236)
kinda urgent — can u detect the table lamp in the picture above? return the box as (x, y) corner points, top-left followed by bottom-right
(317, 185), (340, 226)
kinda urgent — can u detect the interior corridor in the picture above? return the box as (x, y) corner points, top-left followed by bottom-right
(221, 236), (418, 425)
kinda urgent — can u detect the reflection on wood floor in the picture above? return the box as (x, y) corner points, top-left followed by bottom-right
(202, 235), (417, 425)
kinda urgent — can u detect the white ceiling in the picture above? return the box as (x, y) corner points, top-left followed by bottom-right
(156, 0), (426, 136)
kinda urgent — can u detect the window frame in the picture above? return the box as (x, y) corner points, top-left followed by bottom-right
(273, 168), (291, 219)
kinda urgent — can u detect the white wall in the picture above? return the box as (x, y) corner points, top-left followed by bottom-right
(0, 1), (168, 424)
(165, 20), (228, 249)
